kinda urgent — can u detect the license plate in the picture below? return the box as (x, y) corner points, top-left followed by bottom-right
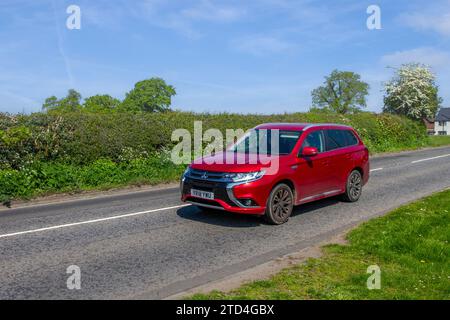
(191, 189), (214, 200)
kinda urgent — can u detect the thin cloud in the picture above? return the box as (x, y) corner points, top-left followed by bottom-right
(181, 0), (246, 22)
(154, 0), (245, 38)
(121, 1), (245, 38)
(232, 35), (294, 56)
(398, 1), (450, 37)
(51, 0), (74, 87)
(400, 13), (450, 36)
(0, 90), (40, 113)
(381, 47), (450, 69)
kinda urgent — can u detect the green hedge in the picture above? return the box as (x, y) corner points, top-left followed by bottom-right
(0, 111), (427, 167)
(0, 111), (428, 203)
(0, 152), (184, 205)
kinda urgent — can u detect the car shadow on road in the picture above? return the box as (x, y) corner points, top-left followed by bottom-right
(177, 205), (262, 228)
(177, 196), (341, 228)
(292, 196), (341, 217)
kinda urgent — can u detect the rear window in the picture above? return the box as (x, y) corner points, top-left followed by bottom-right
(325, 129), (358, 151)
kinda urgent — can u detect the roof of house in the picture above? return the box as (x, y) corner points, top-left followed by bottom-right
(436, 108), (450, 121)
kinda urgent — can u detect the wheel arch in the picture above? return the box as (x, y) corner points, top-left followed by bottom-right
(352, 166), (364, 179)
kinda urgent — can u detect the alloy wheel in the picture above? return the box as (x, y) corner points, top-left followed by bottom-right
(348, 171), (362, 200)
(265, 184), (294, 225)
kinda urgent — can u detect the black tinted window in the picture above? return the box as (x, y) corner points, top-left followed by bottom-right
(301, 130), (325, 153)
(326, 130), (358, 151)
(344, 130), (358, 145)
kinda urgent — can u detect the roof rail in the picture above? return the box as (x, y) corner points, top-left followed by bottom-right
(303, 123), (352, 130)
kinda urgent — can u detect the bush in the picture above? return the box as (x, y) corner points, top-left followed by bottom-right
(0, 110), (430, 203)
(0, 152), (185, 202)
(0, 111), (428, 167)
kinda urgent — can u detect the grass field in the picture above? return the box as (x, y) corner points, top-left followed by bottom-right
(427, 135), (450, 148)
(191, 189), (450, 300)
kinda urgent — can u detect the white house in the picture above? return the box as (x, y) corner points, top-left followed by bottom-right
(435, 108), (450, 136)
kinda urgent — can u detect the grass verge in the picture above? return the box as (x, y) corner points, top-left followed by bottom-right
(427, 135), (450, 148)
(190, 189), (450, 300)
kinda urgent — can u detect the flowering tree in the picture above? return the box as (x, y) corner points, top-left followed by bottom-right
(383, 63), (442, 120)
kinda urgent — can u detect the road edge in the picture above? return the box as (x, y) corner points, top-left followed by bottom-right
(0, 183), (179, 212)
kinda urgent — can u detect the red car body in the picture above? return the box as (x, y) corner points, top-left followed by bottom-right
(181, 123), (369, 217)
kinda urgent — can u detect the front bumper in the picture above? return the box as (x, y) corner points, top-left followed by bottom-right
(181, 176), (267, 215)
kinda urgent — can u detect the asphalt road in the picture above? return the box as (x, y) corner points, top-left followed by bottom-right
(0, 147), (450, 299)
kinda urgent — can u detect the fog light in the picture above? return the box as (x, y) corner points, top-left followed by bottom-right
(238, 199), (258, 207)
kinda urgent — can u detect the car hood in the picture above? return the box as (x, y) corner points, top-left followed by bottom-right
(190, 152), (282, 173)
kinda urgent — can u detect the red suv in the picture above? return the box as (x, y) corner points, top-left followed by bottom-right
(181, 123), (369, 224)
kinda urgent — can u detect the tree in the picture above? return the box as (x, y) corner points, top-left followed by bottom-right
(311, 70), (369, 114)
(42, 96), (59, 111)
(42, 89), (82, 112)
(383, 63), (442, 120)
(118, 78), (176, 113)
(62, 89), (82, 111)
(83, 94), (120, 113)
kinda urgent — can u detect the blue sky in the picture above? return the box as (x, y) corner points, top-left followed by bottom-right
(1, 0), (449, 114)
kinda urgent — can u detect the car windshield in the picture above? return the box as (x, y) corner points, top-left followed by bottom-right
(229, 129), (302, 156)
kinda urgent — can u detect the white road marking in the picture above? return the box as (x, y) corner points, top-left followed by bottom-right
(0, 204), (191, 239)
(411, 154), (450, 164)
(370, 168), (383, 172)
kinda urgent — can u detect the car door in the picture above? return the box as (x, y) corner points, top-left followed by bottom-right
(324, 129), (358, 191)
(295, 129), (333, 201)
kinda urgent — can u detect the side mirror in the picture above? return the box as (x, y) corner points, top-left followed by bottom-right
(301, 146), (319, 157)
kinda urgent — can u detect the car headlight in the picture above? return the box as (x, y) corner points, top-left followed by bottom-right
(224, 170), (265, 183)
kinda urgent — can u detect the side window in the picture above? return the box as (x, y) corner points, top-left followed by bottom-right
(326, 130), (340, 151)
(343, 130), (358, 146)
(301, 130), (325, 153)
(326, 129), (358, 151)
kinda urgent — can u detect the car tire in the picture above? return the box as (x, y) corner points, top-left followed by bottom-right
(342, 170), (363, 202)
(264, 183), (294, 225)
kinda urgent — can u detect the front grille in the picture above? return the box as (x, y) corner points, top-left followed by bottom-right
(182, 176), (237, 207)
(189, 169), (226, 181)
